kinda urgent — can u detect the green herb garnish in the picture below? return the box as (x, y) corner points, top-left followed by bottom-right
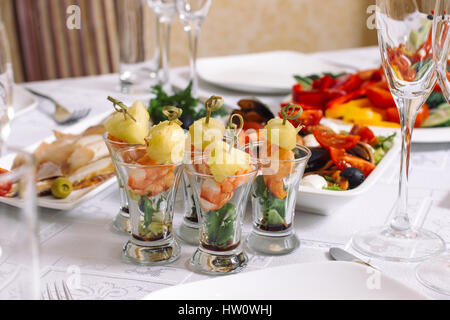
(323, 184), (342, 191)
(148, 82), (228, 126)
(206, 203), (236, 248)
(254, 176), (286, 227)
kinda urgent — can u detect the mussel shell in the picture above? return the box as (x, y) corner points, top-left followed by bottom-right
(306, 147), (330, 172)
(237, 99), (275, 122)
(347, 142), (375, 163)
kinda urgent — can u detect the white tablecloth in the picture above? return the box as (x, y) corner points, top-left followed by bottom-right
(1, 46), (450, 300)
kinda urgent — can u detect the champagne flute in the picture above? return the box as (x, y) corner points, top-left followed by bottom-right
(176, 0), (212, 98)
(0, 18), (13, 144)
(351, 0), (446, 261)
(416, 0), (450, 295)
(0, 147), (40, 299)
(147, 0), (176, 92)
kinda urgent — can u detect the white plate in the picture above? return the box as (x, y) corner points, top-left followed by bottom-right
(412, 127), (450, 143)
(144, 261), (427, 300)
(197, 51), (345, 94)
(12, 85), (38, 118)
(296, 119), (400, 215)
(0, 110), (115, 211)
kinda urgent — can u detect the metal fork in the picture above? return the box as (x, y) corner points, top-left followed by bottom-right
(43, 281), (74, 300)
(27, 88), (91, 125)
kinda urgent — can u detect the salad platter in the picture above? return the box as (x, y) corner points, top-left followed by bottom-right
(284, 67), (450, 144)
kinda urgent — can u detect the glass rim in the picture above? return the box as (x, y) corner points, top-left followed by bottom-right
(102, 132), (143, 147)
(113, 145), (183, 168)
(248, 142), (312, 163)
(184, 164), (259, 180)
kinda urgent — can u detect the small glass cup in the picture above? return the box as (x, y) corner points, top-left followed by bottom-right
(247, 142), (311, 255)
(178, 135), (241, 245)
(103, 133), (142, 234)
(185, 153), (258, 275)
(114, 146), (183, 265)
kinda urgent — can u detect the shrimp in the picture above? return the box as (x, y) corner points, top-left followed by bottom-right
(199, 169), (252, 211)
(128, 155), (176, 196)
(262, 144), (295, 199)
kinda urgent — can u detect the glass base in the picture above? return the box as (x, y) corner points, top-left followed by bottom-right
(176, 222), (199, 246)
(416, 251), (450, 296)
(112, 210), (131, 235)
(122, 236), (181, 266)
(352, 226), (445, 262)
(190, 247), (248, 275)
(246, 230), (300, 255)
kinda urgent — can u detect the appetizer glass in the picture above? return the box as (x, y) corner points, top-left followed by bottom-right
(185, 154), (258, 275)
(177, 136), (235, 245)
(114, 146), (183, 265)
(351, 0), (445, 262)
(247, 143), (311, 255)
(0, 147), (40, 299)
(103, 133), (142, 234)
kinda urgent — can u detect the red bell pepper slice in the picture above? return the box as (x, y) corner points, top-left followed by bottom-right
(325, 87), (368, 109)
(312, 75), (337, 90)
(385, 104), (430, 128)
(336, 74), (363, 93)
(366, 86), (396, 109)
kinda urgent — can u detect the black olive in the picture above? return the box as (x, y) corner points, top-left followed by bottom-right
(179, 113), (194, 130)
(340, 167), (365, 189)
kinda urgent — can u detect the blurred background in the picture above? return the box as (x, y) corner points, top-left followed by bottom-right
(0, 0), (376, 83)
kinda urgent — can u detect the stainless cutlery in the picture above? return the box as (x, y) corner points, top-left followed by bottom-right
(329, 247), (378, 269)
(43, 281), (74, 300)
(27, 88), (91, 125)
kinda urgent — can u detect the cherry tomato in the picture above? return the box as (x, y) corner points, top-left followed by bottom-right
(349, 124), (378, 146)
(0, 168), (12, 197)
(313, 128), (360, 150)
(329, 147), (376, 177)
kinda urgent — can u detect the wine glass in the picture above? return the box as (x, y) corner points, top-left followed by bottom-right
(0, 18), (13, 143)
(416, 0), (450, 295)
(0, 147), (40, 299)
(176, 0), (212, 98)
(351, 0), (446, 261)
(147, 0), (177, 92)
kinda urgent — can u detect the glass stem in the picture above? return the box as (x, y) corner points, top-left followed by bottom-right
(157, 13), (174, 93)
(185, 21), (201, 98)
(391, 96), (420, 231)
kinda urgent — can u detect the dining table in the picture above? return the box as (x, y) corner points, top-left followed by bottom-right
(1, 46), (449, 300)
